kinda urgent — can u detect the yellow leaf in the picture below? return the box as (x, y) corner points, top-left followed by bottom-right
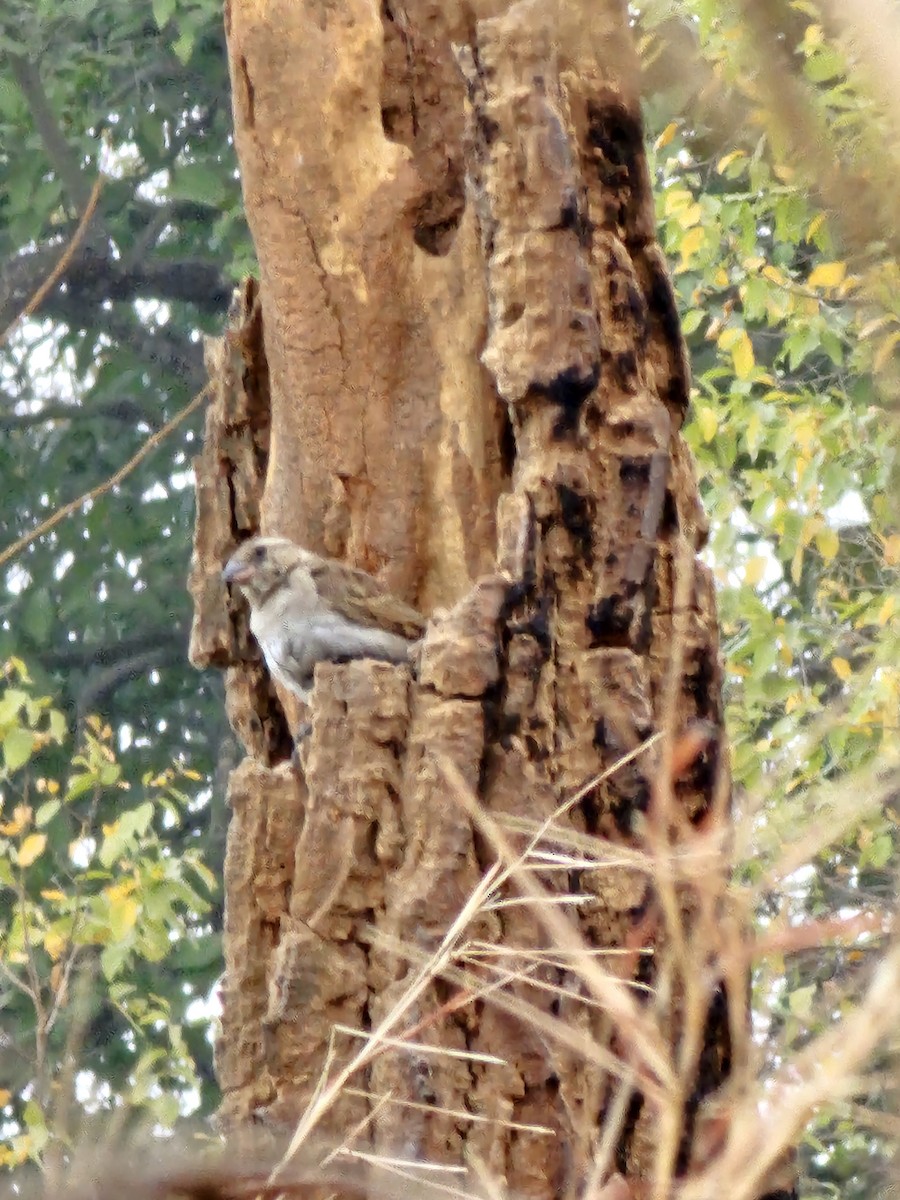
(831, 657), (852, 681)
(800, 516), (822, 550)
(877, 595), (896, 625)
(806, 213), (826, 241)
(808, 261), (846, 289)
(792, 414), (817, 453)
(0, 1090), (11, 1106)
(43, 930), (67, 961)
(791, 544), (804, 584)
(745, 410), (763, 456)
(678, 226), (705, 270)
(762, 265), (789, 287)
(108, 893), (140, 939)
(0, 808), (27, 836)
(730, 330), (754, 378)
(803, 23), (824, 46)
(766, 293), (790, 322)
(717, 325), (754, 377)
(40, 888), (66, 901)
(814, 526), (839, 561)
(716, 150), (746, 173)
(17, 833), (47, 868)
(106, 879), (136, 903)
(713, 267), (730, 288)
(664, 188), (692, 215)
(695, 406), (719, 443)
(678, 203), (702, 229)
(744, 555), (768, 586)
(655, 121), (678, 150)
(873, 330), (900, 374)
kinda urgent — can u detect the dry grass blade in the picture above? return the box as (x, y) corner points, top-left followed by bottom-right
(270, 861), (506, 1177)
(680, 938), (900, 1200)
(438, 754), (677, 1093)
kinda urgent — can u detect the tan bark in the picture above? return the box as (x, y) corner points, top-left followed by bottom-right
(190, 2), (791, 1197)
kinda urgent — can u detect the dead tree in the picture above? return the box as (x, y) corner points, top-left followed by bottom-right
(189, 2), (793, 1197)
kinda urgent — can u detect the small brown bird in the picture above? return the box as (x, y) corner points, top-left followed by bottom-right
(222, 537), (425, 700)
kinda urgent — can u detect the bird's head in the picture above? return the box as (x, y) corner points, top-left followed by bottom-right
(222, 536), (309, 606)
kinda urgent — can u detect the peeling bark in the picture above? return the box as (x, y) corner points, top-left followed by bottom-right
(190, 2), (792, 1197)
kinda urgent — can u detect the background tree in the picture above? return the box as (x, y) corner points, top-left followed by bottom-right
(0, 0), (247, 1132)
(1, 0), (897, 1196)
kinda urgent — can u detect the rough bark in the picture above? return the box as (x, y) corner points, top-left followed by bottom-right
(190, 2), (792, 1197)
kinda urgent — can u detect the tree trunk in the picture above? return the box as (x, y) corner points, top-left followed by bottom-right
(189, 2), (792, 1197)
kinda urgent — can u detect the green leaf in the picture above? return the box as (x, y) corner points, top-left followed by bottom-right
(3, 728), (35, 773)
(0, 689), (29, 728)
(35, 799), (61, 827)
(152, 0), (177, 28)
(172, 29), (196, 64)
(168, 162), (227, 207)
(100, 941), (129, 981)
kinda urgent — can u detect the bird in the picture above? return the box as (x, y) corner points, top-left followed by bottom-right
(222, 536), (426, 700)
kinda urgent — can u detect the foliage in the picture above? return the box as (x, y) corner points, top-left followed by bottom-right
(640, 2), (900, 1195)
(0, 0), (249, 791)
(0, 0), (245, 1123)
(0, 659), (218, 1169)
(0, 0), (896, 1194)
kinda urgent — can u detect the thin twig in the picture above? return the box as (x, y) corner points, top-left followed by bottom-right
(0, 173), (104, 347)
(0, 383), (211, 571)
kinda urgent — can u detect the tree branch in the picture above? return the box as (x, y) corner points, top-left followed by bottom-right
(8, 55), (97, 219)
(37, 624), (188, 671)
(0, 406), (146, 432)
(33, 292), (207, 389)
(0, 243), (230, 333)
(74, 645), (186, 725)
(0, 396), (155, 433)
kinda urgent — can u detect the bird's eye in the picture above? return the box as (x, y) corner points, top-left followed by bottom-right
(252, 545), (266, 562)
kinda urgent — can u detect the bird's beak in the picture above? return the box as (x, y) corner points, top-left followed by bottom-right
(222, 557), (253, 585)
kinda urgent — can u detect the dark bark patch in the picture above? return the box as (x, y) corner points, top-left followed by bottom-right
(680, 985), (732, 1170)
(610, 347), (639, 390)
(523, 734), (549, 762)
(609, 780), (650, 835)
(498, 404), (517, 478)
(555, 482), (595, 567)
(617, 1092), (645, 1175)
(645, 251), (683, 355)
(553, 187), (594, 249)
(532, 363), (600, 436)
(577, 785), (601, 834)
(587, 99), (645, 186)
(660, 489), (679, 537)
(476, 111), (501, 146)
(507, 592), (554, 656)
(586, 595), (633, 646)
(686, 645), (718, 721)
(610, 275), (648, 338)
(619, 456), (652, 486)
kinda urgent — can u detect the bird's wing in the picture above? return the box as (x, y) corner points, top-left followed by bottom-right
(309, 559), (426, 640)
